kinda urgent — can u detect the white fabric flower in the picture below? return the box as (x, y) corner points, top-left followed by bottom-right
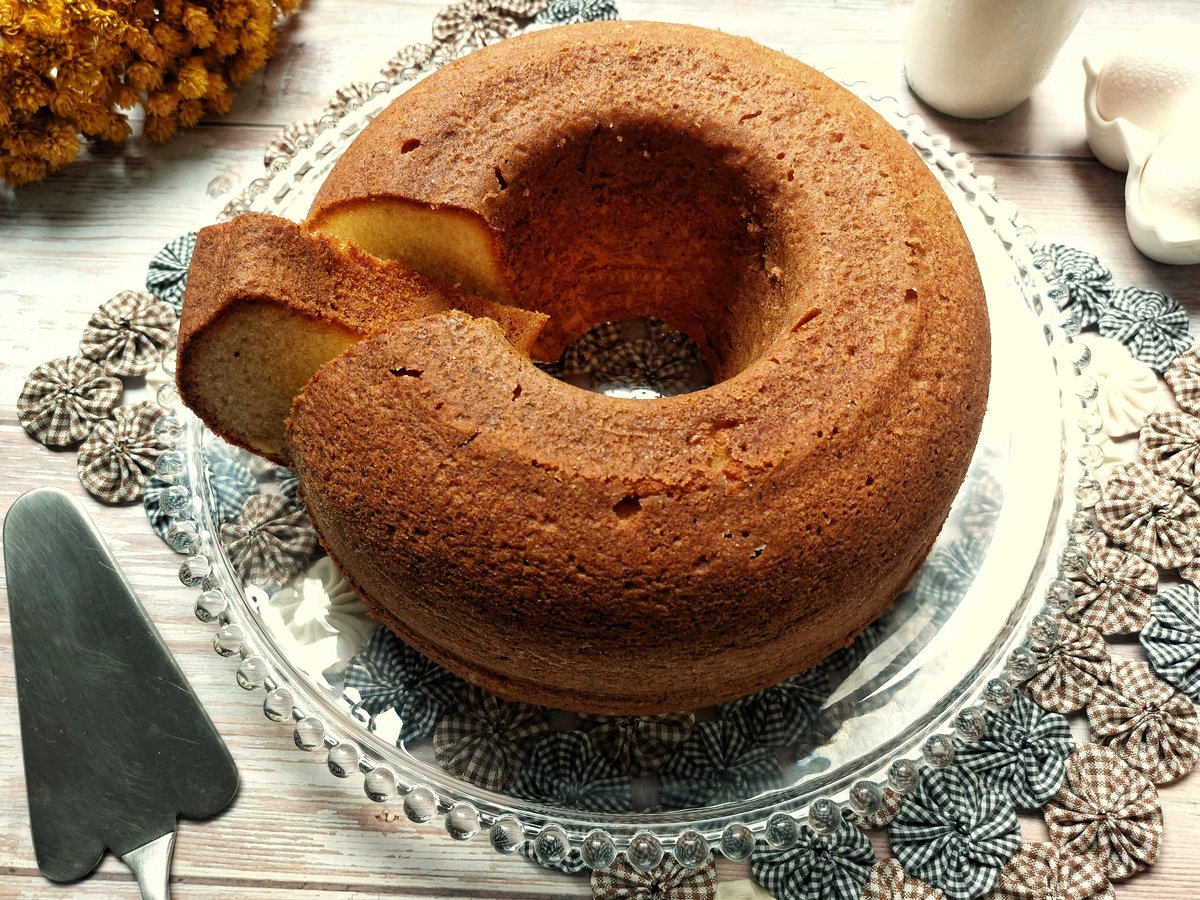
(1080, 335), (1163, 438)
(265, 558), (376, 674)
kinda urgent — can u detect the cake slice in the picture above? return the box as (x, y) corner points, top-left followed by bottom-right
(176, 212), (549, 463)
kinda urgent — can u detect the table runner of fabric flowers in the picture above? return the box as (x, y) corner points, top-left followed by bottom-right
(17, 3), (1200, 897)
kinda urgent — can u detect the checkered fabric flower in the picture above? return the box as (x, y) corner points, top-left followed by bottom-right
(219, 493), (318, 589)
(751, 821), (875, 900)
(18, 356), (122, 446)
(145, 232), (197, 314)
(1088, 659), (1199, 783)
(1139, 584), (1200, 699)
(721, 669), (829, 750)
(433, 686), (549, 790)
(849, 786), (905, 830)
(1024, 620), (1112, 714)
(1095, 462), (1200, 570)
(960, 468), (1004, 543)
(275, 466), (301, 501)
(1044, 743), (1162, 880)
(535, 0), (619, 24)
(432, 0), (519, 50)
(1039, 244), (1114, 328)
(861, 858), (946, 899)
(990, 841), (1113, 900)
(1165, 346), (1200, 416)
(1078, 335), (1160, 439)
(78, 290), (176, 377)
(519, 842), (587, 875)
(954, 692), (1073, 809)
(1062, 531), (1157, 635)
(202, 450), (258, 523)
(142, 475), (175, 545)
(592, 854), (717, 900)
(343, 627), (464, 744)
(659, 718), (783, 809)
(579, 713), (694, 775)
(77, 401), (167, 503)
(512, 731), (631, 813)
(1140, 411), (1200, 488)
(889, 764), (1020, 900)
(1097, 286), (1192, 373)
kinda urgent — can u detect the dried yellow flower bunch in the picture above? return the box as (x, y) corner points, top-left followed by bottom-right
(0, 0), (301, 186)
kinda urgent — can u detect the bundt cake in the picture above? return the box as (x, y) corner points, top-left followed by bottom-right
(179, 21), (991, 714)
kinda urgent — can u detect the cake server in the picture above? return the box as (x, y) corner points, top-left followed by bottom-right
(4, 487), (239, 899)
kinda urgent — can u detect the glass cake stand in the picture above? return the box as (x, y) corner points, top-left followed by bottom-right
(157, 65), (1100, 870)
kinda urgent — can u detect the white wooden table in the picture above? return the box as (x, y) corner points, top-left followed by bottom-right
(2, 1), (1198, 897)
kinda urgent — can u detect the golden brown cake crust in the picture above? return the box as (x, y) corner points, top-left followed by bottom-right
(285, 21), (992, 713)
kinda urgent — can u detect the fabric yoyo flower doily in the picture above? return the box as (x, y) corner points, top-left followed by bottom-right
(1076, 335), (1161, 439)
(989, 841), (1113, 900)
(1097, 286), (1192, 373)
(219, 493), (318, 588)
(578, 712), (695, 775)
(1139, 583), (1200, 699)
(659, 718), (783, 809)
(751, 821), (875, 900)
(1039, 243), (1114, 328)
(342, 627), (464, 744)
(145, 232), (197, 314)
(591, 854), (717, 900)
(434, 686), (549, 791)
(79, 289), (177, 378)
(1095, 462), (1200, 570)
(18, 355), (122, 446)
(76, 401), (167, 503)
(1043, 743), (1162, 880)
(512, 730), (631, 813)
(1062, 531), (1157, 635)
(1140, 410), (1200, 489)
(1164, 346), (1200, 416)
(1024, 620), (1112, 714)
(536, 0), (619, 24)
(861, 858), (946, 900)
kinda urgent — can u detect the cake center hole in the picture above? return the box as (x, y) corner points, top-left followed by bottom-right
(537, 317), (713, 399)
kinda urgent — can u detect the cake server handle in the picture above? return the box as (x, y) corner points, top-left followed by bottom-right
(120, 831), (175, 900)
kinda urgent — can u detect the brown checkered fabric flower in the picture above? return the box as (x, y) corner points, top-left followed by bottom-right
(1164, 346), (1200, 416)
(849, 786), (905, 830)
(579, 713), (694, 775)
(1063, 532), (1157, 635)
(1095, 463), (1200, 570)
(591, 853), (716, 900)
(432, 0), (520, 50)
(433, 686), (548, 791)
(220, 494), (318, 588)
(1044, 744), (1163, 880)
(991, 841), (1113, 900)
(77, 401), (166, 503)
(1140, 411), (1200, 489)
(79, 290), (177, 377)
(1024, 621), (1112, 714)
(1087, 659), (1199, 784)
(861, 859), (946, 899)
(18, 356), (122, 446)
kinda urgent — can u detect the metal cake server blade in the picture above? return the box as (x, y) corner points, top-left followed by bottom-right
(4, 487), (239, 899)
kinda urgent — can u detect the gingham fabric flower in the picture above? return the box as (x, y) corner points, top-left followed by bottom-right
(1077, 335), (1160, 439)
(579, 713), (694, 775)
(145, 232), (197, 313)
(512, 731), (631, 813)
(1024, 620), (1112, 714)
(203, 451), (258, 523)
(592, 854), (717, 900)
(433, 686), (549, 790)
(219, 493), (318, 589)
(275, 466), (301, 501)
(77, 401), (166, 503)
(264, 118), (322, 170)
(142, 475), (175, 545)
(1087, 658), (1200, 783)
(1165, 346), (1200, 416)
(659, 718), (783, 809)
(343, 627), (464, 744)
(1062, 531), (1157, 635)
(18, 355), (122, 446)
(953, 692), (1073, 809)
(1139, 584), (1200, 698)
(990, 841), (1113, 900)
(545, 318), (710, 397)
(960, 469), (1004, 543)
(848, 786), (905, 830)
(751, 821), (875, 900)
(519, 842), (586, 874)
(889, 765), (1020, 900)
(721, 670), (829, 750)
(1094, 462), (1200, 570)
(535, 0), (619, 23)
(1097, 286), (1192, 373)
(861, 858), (946, 900)
(1039, 244), (1114, 328)
(1044, 744), (1162, 880)
(79, 290), (176, 377)
(1140, 411), (1200, 488)
(432, 0), (519, 50)
(380, 42), (438, 83)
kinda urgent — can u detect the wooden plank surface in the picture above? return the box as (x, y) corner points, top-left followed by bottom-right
(2, 1), (1199, 897)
